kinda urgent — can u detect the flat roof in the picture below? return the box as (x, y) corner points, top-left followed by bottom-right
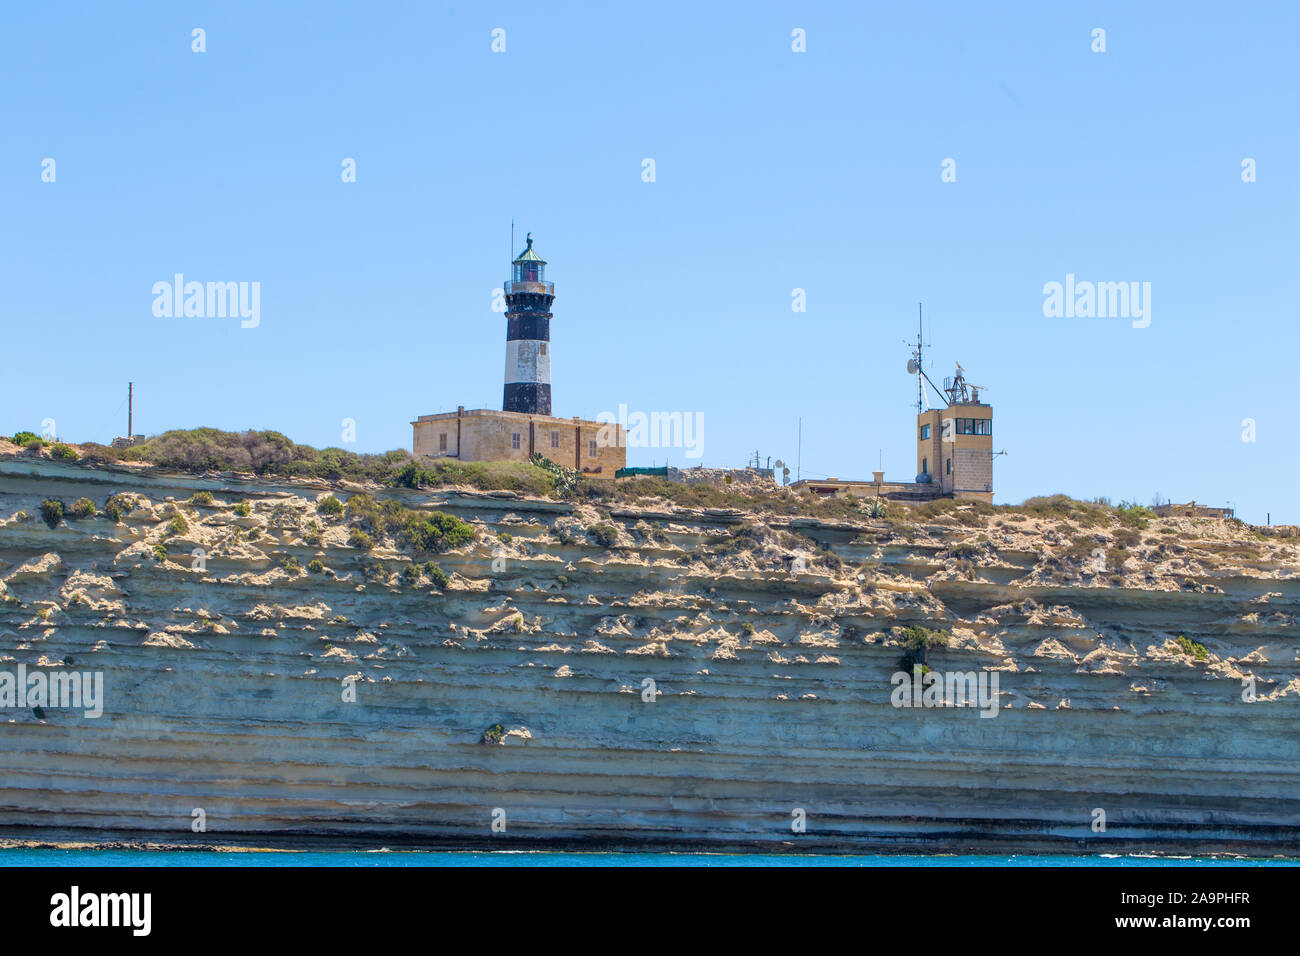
(412, 407), (621, 429)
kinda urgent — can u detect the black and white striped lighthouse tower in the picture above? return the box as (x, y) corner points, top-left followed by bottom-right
(503, 233), (553, 415)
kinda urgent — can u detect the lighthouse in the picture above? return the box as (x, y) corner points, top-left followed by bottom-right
(503, 233), (553, 416)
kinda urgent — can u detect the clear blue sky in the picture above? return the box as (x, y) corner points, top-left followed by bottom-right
(2, 2), (1296, 523)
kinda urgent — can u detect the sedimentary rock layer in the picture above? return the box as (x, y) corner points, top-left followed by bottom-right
(1, 457), (1297, 854)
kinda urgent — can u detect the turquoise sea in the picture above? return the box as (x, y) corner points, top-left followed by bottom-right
(2, 849), (1295, 866)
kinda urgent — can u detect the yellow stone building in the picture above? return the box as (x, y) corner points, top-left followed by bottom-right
(412, 406), (625, 478)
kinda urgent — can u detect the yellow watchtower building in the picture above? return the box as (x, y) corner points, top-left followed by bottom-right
(915, 364), (993, 503)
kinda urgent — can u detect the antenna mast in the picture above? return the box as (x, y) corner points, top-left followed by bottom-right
(906, 304), (949, 408)
(128, 382), (133, 437)
(916, 304), (923, 413)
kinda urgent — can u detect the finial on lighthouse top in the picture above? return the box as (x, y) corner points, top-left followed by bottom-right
(513, 233), (545, 265)
(511, 232), (547, 283)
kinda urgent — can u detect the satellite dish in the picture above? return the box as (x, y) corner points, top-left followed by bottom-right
(906, 359), (918, 374)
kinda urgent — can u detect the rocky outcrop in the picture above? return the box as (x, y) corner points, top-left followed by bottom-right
(1, 456), (1298, 854)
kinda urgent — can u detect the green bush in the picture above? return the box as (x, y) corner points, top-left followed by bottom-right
(189, 491), (215, 505)
(895, 625), (949, 672)
(402, 511), (475, 553)
(11, 431), (41, 447)
(348, 528), (374, 551)
(104, 494), (134, 523)
(307, 559), (325, 574)
(317, 495), (344, 517)
(589, 522), (619, 548)
(281, 556), (303, 573)
(1117, 501), (1156, 530)
(482, 723), (505, 745)
(346, 494), (475, 553)
(1175, 634), (1208, 660)
(50, 443), (78, 460)
(425, 563), (449, 589)
(40, 499), (65, 528)
(152, 543), (168, 562)
(497, 531), (512, 544)
(167, 514), (189, 536)
(233, 500), (251, 517)
(69, 497), (96, 519)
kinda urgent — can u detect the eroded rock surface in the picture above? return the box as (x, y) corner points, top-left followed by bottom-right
(1, 457), (1298, 854)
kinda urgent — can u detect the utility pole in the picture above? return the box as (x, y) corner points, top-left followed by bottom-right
(797, 417), (802, 481)
(128, 382), (134, 438)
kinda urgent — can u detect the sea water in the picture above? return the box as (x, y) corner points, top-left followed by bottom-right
(1, 849), (1294, 867)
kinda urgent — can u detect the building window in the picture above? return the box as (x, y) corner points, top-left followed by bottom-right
(511, 433), (521, 450)
(588, 439), (597, 457)
(550, 431), (559, 448)
(540, 343), (547, 355)
(922, 458), (928, 474)
(439, 433), (447, 452)
(920, 424), (930, 440)
(955, 418), (992, 436)
(945, 457), (952, 475)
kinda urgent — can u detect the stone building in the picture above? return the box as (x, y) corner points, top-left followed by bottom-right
(412, 236), (626, 478)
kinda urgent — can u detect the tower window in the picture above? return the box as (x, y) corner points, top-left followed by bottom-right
(439, 433), (447, 452)
(920, 424), (930, 440)
(945, 458), (952, 475)
(551, 431), (559, 448)
(922, 458), (928, 474)
(588, 439), (597, 457)
(540, 343), (547, 355)
(511, 433), (521, 450)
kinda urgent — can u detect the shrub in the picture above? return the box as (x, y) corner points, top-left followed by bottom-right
(482, 723), (505, 745)
(233, 500), (251, 517)
(1117, 501), (1156, 530)
(190, 491), (215, 505)
(69, 497), (96, 519)
(50, 443), (78, 460)
(348, 528), (374, 551)
(307, 559), (325, 574)
(152, 543), (168, 562)
(947, 542), (981, 560)
(281, 556), (303, 573)
(740, 621), (755, 636)
(167, 514), (189, 536)
(1174, 634), (1209, 660)
(528, 453), (580, 495)
(424, 563), (449, 589)
(40, 499), (65, 529)
(400, 511), (476, 553)
(402, 563), (422, 584)
(895, 625), (949, 672)
(589, 522), (619, 548)
(346, 494), (474, 552)
(317, 495), (344, 518)
(104, 494), (134, 522)
(11, 431), (40, 447)
(497, 531), (512, 544)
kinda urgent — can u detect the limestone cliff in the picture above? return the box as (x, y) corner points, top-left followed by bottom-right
(2, 454), (1298, 855)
